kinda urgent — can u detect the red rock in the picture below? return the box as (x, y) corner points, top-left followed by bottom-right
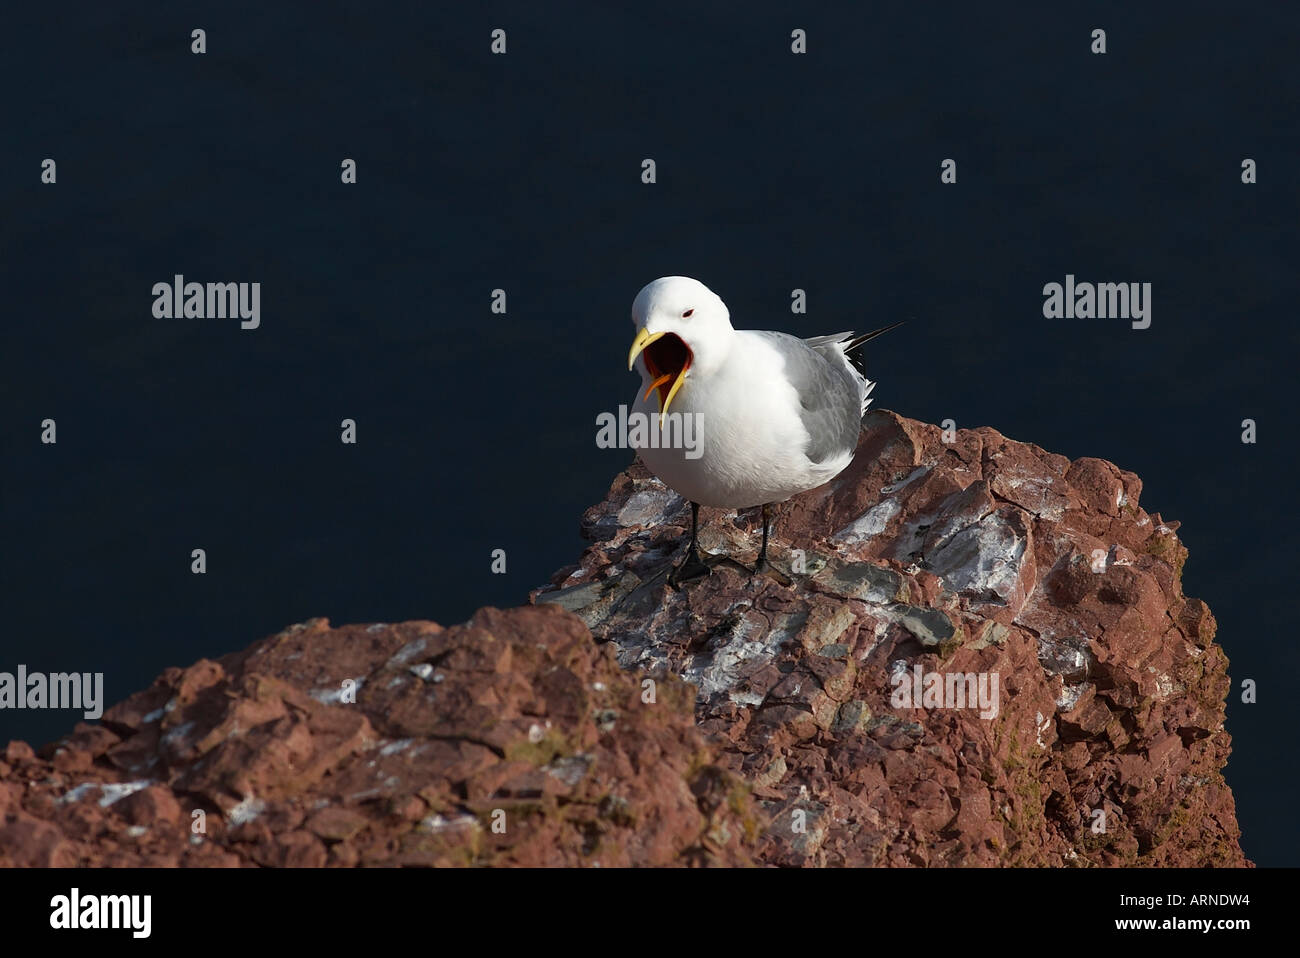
(0, 411), (1247, 868)
(0, 813), (78, 867)
(4, 741), (35, 765)
(535, 410), (1248, 868)
(116, 785), (181, 827)
(50, 747), (93, 774)
(1065, 458), (1126, 516)
(263, 830), (328, 868)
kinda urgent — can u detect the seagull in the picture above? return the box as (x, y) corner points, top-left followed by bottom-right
(626, 276), (903, 587)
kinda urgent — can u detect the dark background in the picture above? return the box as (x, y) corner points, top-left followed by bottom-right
(3, 2), (1295, 864)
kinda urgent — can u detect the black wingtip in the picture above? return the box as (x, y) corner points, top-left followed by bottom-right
(844, 320), (905, 375)
(846, 320), (906, 350)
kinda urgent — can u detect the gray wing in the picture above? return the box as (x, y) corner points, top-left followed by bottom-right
(749, 330), (864, 465)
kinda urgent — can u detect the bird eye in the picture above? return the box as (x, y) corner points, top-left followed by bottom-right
(682, 308), (694, 318)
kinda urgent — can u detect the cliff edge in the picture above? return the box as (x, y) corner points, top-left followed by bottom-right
(0, 411), (1247, 866)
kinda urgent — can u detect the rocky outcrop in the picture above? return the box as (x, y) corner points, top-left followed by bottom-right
(535, 410), (1247, 866)
(0, 608), (756, 867)
(0, 411), (1247, 866)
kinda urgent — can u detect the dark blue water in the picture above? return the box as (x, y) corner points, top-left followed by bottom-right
(4, 2), (1295, 864)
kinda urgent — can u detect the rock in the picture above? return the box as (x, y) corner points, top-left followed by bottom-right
(0, 607), (756, 867)
(0, 411), (1247, 867)
(115, 785), (181, 828)
(533, 409), (1249, 867)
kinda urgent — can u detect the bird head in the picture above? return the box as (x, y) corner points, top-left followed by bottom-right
(627, 276), (735, 421)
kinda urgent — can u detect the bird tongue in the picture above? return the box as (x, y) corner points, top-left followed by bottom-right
(644, 373), (674, 402)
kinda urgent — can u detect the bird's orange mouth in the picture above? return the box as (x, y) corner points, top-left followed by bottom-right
(642, 334), (692, 408)
(628, 329), (692, 420)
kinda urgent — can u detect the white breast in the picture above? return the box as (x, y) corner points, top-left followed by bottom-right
(632, 335), (854, 508)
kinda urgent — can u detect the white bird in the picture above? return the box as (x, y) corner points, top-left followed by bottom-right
(626, 276), (903, 586)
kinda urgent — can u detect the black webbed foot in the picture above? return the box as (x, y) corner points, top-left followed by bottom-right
(667, 548), (713, 591)
(749, 554), (791, 586)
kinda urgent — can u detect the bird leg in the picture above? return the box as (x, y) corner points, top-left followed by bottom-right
(667, 502), (712, 589)
(753, 503), (773, 572)
(751, 503), (791, 584)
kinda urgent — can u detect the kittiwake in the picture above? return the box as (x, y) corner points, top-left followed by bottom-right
(626, 275), (903, 587)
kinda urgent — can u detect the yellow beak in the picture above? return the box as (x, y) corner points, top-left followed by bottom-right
(627, 327), (688, 425)
(627, 327), (665, 370)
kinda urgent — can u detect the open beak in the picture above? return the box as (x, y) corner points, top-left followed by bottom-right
(627, 328), (665, 371)
(627, 328), (692, 425)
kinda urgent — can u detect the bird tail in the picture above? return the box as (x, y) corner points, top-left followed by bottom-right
(841, 320), (905, 377)
(804, 321), (905, 413)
